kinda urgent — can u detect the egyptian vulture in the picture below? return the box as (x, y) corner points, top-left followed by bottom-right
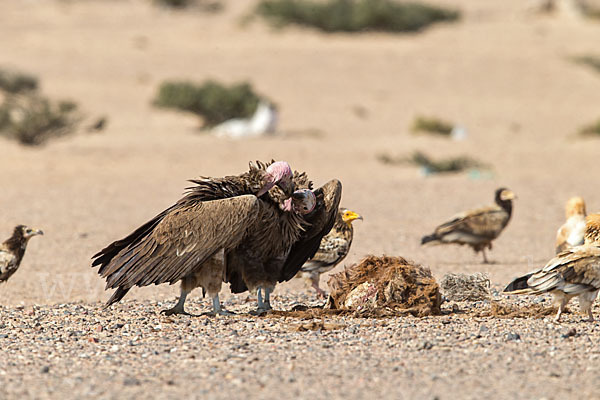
(296, 208), (362, 298)
(555, 196), (586, 254)
(504, 214), (600, 322)
(226, 179), (342, 311)
(421, 188), (515, 263)
(91, 161), (296, 315)
(0, 225), (43, 283)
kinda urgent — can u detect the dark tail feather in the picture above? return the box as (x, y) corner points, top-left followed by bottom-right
(104, 287), (130, 308)
(421, 234), (438, 245)
(503, 274), (533, 293)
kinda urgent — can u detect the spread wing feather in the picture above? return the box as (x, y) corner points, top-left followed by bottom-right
(525, 245), (600, 294)
(279, 179), (342, 282)
(95, 195), (261, 302)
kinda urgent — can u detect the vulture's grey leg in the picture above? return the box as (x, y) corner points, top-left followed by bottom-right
(160, 290), (191, 316)
(264, 287), (273, 310)
(202, 294), (234, 316)
(251, 287), (271, 314)
(257, 287), (266, 309)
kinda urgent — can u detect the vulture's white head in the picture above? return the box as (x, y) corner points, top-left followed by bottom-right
(258, 161), (293, 197)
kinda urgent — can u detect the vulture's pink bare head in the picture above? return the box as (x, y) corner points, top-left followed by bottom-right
(281, 189), (316, 214)
(258, 161), (294, 197)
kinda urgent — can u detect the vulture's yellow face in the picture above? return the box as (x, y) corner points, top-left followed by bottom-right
(342, 209), (363, 225)
(499, 189), (516, 201)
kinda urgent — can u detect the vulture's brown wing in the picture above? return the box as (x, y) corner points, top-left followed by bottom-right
(527, 245), (600, 294)
(435, 206), (509, 240)
(98, 195), (261, 299)
(279, 179), (342, 282)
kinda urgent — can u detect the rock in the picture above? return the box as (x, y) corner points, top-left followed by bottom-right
(440, 273), (491, 302)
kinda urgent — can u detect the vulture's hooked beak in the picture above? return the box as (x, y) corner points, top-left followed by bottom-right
(25, 228), (44, 238)
(500, 190), (516, 201)
(291, 189), (316, 215)
(342, 210), (363, 224)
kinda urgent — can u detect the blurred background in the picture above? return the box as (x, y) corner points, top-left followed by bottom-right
(1, 0), (600, 305)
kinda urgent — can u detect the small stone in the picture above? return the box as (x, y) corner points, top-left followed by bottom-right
(506, 333), (521, 341)
(123, 377), (141, 386)
(41, 366), (50, 374)
(561, 328), (577, 339)
(420, 341), (434, 350)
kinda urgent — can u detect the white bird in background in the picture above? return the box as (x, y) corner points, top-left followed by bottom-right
(212, 100), (278, 139)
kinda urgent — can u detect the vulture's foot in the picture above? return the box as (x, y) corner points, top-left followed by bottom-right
(202, 309), (235, 317)
(250, 307), (272, 316)
(160, 306), (191, 316)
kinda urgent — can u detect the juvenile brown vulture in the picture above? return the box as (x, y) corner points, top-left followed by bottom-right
(91, 161), (295, 315)
(0, 225), (43, 283)
(504, 214), (600, 322)
(421, 188), (515, 263)
(555, 196), (586, 254)
(296, 208), (362, 298)
(226, 179), (342, 311)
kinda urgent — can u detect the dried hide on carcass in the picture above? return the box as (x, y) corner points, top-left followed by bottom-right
(326, 255), (441, 317)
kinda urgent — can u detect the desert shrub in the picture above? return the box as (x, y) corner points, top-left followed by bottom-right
(153, 80), (262, 126)
(572, 55), (600, 74)
(154, 0), (196, 8)
(0, 68), (38, 94)
(411, 115), (453, 136)
(378, 150), (488, 174)
(153, 0), (223, 11)
(579, 119), (600, 136)
(254, 0), (460, 33)
(0, 95), (80, 146)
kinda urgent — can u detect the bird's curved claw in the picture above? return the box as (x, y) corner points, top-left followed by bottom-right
(160, 307), (191, 316)
(250, 307), (272, 316)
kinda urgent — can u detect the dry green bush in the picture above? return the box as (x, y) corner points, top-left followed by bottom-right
(0, 94), (80, 146)
(0, 68), (38, 94)
(153, 80), (263, 127)
(411, 115), (454, 136)
(378, 151), (489, 174)
(572, 55), (600, 74)
(254, 0), (460, 33)
(579, 119), (600, 137)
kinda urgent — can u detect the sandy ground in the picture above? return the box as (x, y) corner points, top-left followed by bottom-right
(1, 0), (600, 398)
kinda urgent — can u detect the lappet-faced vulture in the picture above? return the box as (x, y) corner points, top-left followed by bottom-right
(0, 225), (44, 283)
(91, 161), (295, 315)
(226, 178), (342, 312)
(421, 188), (515, 263)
